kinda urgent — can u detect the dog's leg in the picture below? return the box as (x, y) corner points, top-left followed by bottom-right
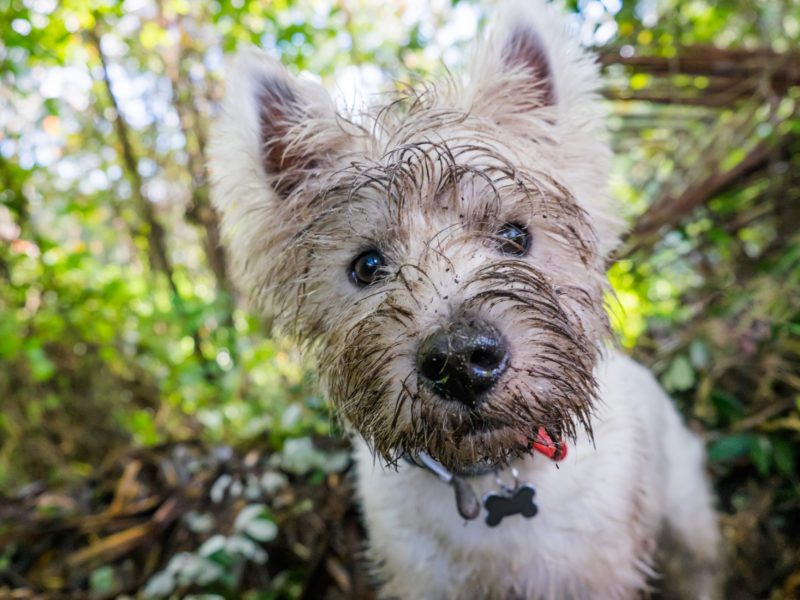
(653, 401), (722, 600)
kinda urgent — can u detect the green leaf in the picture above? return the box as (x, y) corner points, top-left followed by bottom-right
(234, 503), (268, 531)
(772, 440), (795, 476)
(225, 534), (267, 563)
(711, 390), (744, 422)
(662, 355), (695, 392)
(748, 436), (771, 477)
(89, 566), (116, 594)
(709, 434), (752, 462)
(143, 570), (175, 598)
(689, 340), (709, 369)
(242, 518), (278, 542)
(26, 346), (55, 382)
(198, 534), (228, 558)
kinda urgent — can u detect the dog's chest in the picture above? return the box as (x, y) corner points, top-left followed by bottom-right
(353, 355), (663, 599)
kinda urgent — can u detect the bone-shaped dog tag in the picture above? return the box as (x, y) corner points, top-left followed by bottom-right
(483, 484), (538, 527)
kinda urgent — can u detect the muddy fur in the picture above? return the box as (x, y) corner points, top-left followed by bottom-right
(209, 1), (721, 598)
(317, 142), (608, 469)
(210, 37), (610, 472)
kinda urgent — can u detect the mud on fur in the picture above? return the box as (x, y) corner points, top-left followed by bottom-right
(210, 1), (721, 598)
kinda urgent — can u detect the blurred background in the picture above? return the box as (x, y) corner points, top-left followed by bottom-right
(0, 0), (798, 598)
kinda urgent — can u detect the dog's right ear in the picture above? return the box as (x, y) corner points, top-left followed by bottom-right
(210, 46), (353, 202)
(209, 47), (362, 301)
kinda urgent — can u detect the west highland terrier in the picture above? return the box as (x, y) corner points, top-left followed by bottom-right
(209, 2), (721, 598)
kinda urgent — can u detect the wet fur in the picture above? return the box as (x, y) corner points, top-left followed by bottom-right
(209, 1), (721, 598)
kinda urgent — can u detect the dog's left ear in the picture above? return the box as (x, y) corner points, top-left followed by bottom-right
(468, 1), (622, 257)
(497, 21), (557, 108)
(469, 1), (600, 123)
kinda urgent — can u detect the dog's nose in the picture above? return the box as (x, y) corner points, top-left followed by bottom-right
(417, 319), (509, 406)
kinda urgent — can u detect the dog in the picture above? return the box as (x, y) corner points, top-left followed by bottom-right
(209, 1), (721, 597)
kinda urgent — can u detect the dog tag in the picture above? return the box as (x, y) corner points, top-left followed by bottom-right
(452, 475), (481, 520)
(483, 484), (538, 527)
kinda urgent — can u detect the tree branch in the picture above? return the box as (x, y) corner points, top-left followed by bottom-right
(161, 26), (232, 300)
(88, 26), (214, 372)
(598, 45), (800, 106)
(87, 28), (177, 292)
(621, 134), (793, 258)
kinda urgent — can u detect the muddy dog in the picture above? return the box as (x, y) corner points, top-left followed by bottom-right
(209, 2), (720, 597)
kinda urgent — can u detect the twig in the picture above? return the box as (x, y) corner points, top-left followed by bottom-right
(87, 25), (215, 372)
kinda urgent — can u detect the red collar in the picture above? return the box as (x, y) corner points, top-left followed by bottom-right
(531, 427), (567, 461)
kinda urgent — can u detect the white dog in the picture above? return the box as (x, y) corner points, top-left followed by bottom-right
(209, 2), (721, 597)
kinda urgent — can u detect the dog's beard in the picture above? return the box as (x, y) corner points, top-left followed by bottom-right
(320, 263), (607, 472)
(326, 355), (599, 472)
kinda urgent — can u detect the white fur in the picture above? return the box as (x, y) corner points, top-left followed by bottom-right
(209, 1), (721, 597)
(209, 0), (622, 305)
(355, 351), (719, 600)
(467, 0), (622, 255)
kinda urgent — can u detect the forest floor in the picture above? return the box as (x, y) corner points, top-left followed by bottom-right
(0, 437), (797, 599)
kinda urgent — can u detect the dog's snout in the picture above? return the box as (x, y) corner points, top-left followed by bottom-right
(417, 320), (509, 406)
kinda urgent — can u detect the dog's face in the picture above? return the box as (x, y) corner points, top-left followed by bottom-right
(211, 4), (621, 471)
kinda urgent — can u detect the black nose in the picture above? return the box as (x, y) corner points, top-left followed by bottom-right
(417, 319), (509, 407)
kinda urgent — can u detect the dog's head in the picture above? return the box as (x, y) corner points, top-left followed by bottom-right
(210, 1), (621, 471)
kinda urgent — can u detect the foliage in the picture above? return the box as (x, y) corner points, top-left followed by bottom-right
(1, 0), (798, 598)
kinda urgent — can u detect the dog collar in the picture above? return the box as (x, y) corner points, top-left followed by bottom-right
(530, 426), (568, 461)
(405, 427), (567, 526)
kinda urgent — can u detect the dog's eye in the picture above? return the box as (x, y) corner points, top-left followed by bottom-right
(496, 223), (530, 255)
(350, 250), (387, 287)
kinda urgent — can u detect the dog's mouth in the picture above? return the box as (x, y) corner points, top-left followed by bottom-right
(425, 415), (567, 473)
(460, 407), (565, 444)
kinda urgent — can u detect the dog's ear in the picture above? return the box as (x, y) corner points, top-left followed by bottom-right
(467, 2), (622, 256)
(210, 46), (353, 202)
(469, 1), (600, 121)
(497, 21), (557, 108)
(209, 47), (361, 302)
